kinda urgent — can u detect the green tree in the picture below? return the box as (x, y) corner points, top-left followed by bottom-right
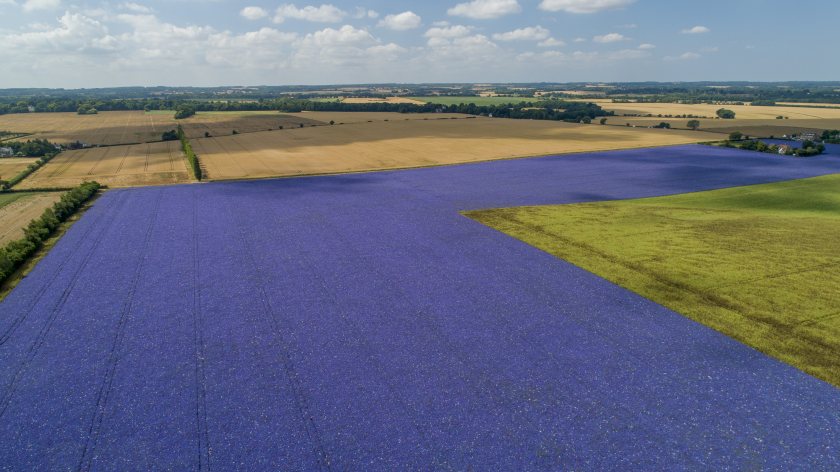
(729, 131), (743, 141)
(716, 108), (736, 119)
(687, 120), (701, 130)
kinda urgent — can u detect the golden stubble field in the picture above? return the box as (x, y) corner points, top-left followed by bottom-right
(612, 117), (840, 137)
(0, 111), (326, 146)
(18, 141), (191, 189)
(0, 192), (63, 245)
(192, 117), (721, 181)
(574, 101), (840, 137)
(0, 158), (39, 180)
(589, 100), (840, 120)
(286, 111), (468, 124)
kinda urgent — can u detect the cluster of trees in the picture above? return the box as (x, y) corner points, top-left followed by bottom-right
(174, 105), (196, 119)
(821, 130), (840, 144)
(721, 139), (825, 157)
(716, 108), (736, 119)
(1, 139), (57, 157)
(76, 106), (98, 115)
(161, 129), (179, 141)
(0, 146), (60, 189)
(177, 126), (201, 180)
(0, 182), (100, 284)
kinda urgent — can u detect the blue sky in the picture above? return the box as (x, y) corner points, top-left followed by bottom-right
(0, 0), (837, 88)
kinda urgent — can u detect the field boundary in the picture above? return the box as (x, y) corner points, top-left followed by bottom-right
(0, 182), (103, 301)
(199, 141), (720, 185)
(177, 125), (202, 181)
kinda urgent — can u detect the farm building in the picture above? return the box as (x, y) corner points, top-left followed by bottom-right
(778, 144), (792, 154)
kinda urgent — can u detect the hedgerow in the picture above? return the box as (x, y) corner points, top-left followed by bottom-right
(0, 181), (100, 284)
(177, 125), (202, 181)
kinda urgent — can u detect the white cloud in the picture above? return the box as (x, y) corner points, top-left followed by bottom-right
(378, 11), (421, 31)
(274, 4), (346, 24)
(121, 2), (151, 13)
(573, 37), (586, 43)
(293, 25), (406, 67)
(538, 37), (565, 47)
(539, 0), (634, 14)
(492, 26), (550, 41)
(5, 12), (117, 52)
(638, 43), (655, 49)
(593, 32), (627, 43)
(517, 46), (649, 64)
(665, 52), (701, 61)
(682, 25), (709, 34)
(606, 48), (649, 60)
(447, 0), (521, 20)
(22, 0), (60, 12)
(425, 24), (473, 40)
(240, 6), (268, 20)
(425, 33), (499, 63)
(353, 7), (378, 19)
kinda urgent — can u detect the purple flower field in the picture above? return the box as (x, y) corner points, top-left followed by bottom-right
(1, 144), (839, 470)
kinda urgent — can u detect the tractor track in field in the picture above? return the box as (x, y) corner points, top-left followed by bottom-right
(227, 200), (332, 471)
(143, 143), (151, 173)
(77, 190), (163, 472)
(46, 147), (91, 178)
(0, 193), (127, 346)
(85, 145), (112, 176)
(202, 136), (249, 179)
(113, 145), (132, 175)
(0, 193), (128, 420)
(191, 189), (211, 471)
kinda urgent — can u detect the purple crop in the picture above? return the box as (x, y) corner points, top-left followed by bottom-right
(1, 144), (839, 469)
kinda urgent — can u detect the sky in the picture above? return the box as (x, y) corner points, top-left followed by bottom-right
(0, 0), (838, 88)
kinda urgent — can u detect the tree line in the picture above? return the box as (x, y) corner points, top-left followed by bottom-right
(0, 181), (101, 284)
(177, 125), (202, 180)
(0, 97), (611, 123)
(0, 140), (61, 190)
(720, 139), (825, 157)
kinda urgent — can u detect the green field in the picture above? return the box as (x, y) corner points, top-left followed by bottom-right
(465, 174), (840, 386)
(408, 96), (540, 106)
(0, 192), (31, 208)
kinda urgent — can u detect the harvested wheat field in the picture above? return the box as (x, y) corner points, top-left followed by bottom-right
(0, 192), (63, 244)
(193, 117), (719, 180)
(17, 141), (191, 189)
(285, 111), (469, 124)
(590, 101), (840, 120)
(0, 111), (326, 146)
(0, 158), (39, 180)
(177, 112), (324, 139)
(614, 117), (840, 136)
